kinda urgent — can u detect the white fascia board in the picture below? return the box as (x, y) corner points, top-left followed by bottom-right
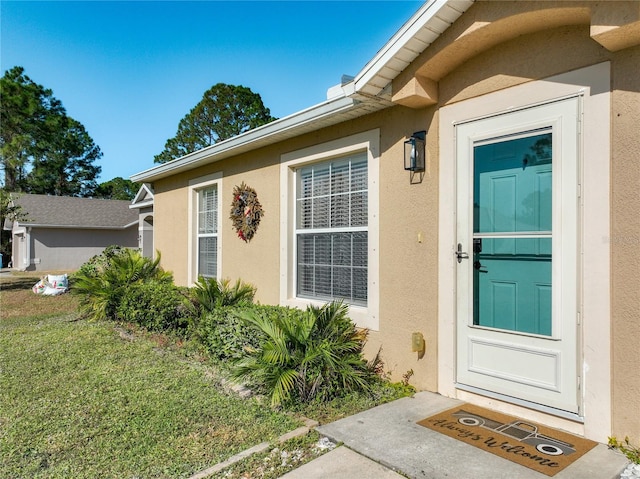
(129, 200), (153, 210)
(131, 183), (154, 205)
(354, 0), (472, 95)
(131, 95), (358, 183)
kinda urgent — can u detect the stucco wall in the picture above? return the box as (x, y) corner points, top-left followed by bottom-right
(370, 106), (440, 391)
(611, 44), (640, 441)
(149, 1), (639, 441)
(214, 149), (282, 304)
(153, 175), (190, 282)
(154, 144), (283, 301)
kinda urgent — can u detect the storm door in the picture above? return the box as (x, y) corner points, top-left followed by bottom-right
(455, 98), (580, 414)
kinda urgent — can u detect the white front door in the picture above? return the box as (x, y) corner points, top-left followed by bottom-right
(455, 97), (581, 414)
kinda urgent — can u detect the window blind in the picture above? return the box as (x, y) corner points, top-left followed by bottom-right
(198, 185), (218, 278)
(295, 154), (368, 305)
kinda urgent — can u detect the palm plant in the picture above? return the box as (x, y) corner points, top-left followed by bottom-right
(73, 248), (172, 321)
(192, 276), (255, 313)
(232, 301), (375, 407)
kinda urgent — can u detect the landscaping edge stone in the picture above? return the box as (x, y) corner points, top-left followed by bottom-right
(187, 417), (320, 479)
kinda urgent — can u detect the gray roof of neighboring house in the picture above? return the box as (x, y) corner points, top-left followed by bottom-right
(12, 194), (138, 229)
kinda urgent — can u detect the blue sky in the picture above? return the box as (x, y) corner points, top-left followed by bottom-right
(1, 1), (422, 183)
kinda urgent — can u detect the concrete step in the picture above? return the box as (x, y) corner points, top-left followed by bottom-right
(313, 392), (629, 479)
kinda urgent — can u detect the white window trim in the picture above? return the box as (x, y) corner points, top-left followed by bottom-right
(280, 129), (380, 330)
(188, 172), (223, 285)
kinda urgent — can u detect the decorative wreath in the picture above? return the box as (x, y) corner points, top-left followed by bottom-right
(230, 183), (263, 242)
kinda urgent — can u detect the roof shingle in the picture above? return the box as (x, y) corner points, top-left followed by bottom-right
(13, 194), (138, 229)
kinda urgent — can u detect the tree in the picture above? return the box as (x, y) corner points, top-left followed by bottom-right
(0, 189), (26, 223)
(94, 177), (140, 200)
(23, 117), (102, 197)
(154, 83), (276, 164)
(1, 67), (64, 190)
(0, 66), (102, 196)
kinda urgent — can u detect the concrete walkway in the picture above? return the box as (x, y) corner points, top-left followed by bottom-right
(281, 391), (629, 479)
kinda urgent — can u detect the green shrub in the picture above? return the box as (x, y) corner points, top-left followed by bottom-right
(232, 301), (377, 407)
(192, 276), (256, 313)
(73, 248), (172, 321)
(194, 304), (296, 363)
(70, 245), (123, 283)
(116, 280), (195, 333)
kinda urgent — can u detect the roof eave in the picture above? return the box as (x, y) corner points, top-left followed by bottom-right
(354, 0), (474, 97)
(129, 200), (153, 209)
(130, 0), (473, 184)
(14, 222), (138, 230)
(131, 95), (359, 183)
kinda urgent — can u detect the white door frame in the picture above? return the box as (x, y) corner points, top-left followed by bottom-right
(455, 99), (580, 414)
(438, 63), (611, 441)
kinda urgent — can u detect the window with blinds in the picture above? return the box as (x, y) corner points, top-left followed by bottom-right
(295, 154), (368, 305)
(198, 186), (218, 278)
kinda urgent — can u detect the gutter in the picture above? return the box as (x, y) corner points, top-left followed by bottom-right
(13, 221), (139, 230)
(129, 200), (153, 209)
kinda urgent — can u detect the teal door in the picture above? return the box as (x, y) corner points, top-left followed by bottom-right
(455, 98), (580, 414)
(473, 133), (552, 336)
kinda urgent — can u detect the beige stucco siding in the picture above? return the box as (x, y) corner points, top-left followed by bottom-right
(154, 176), (190, 284)
(438, 25), (610, 106)
(152, 109), (444, 389)
(155, 149), (285, 303)
(611, 44), (640, 440)
(370, 106), (440, 391)
(148, 0), (639, 442)
(216, 150), (281, 305)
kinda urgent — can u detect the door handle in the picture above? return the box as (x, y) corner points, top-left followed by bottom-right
(474, 260), (488, 273)
(456, 243), (469, 263)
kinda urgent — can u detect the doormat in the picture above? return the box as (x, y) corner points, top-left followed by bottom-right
(417, 404), (597, 477)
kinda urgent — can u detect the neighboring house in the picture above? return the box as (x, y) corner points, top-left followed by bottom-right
(131, 0), (640, 445)
(129, 183), (155, 258)
(6, 194), (138, 271)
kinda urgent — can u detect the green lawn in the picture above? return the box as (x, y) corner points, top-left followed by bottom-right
(0, 314), (300, 478)
(0, 273), (413, 478)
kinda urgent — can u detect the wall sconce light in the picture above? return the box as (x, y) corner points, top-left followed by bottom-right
(404, 131), (426, 172)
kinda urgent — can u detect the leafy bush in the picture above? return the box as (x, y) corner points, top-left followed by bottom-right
(232, 301), (377, 407)
(73, 248), (172, 321)
(194, 304), (296, 363)
(116, 280), (195, 333)
(192, 276), (256, 313)
(71, 245), (123, 283)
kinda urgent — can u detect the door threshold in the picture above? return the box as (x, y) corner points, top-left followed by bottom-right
(455, 383), (584, 423)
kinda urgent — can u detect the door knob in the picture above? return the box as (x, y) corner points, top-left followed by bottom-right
(456, 243), (469, 263)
